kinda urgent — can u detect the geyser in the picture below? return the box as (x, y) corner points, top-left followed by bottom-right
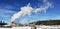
(10, 0), (52, 24)
(10, 3), (33, 23)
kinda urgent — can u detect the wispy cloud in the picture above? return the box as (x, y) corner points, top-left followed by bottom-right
(0, 9), (16, 13)
(0, 9), (16, 23)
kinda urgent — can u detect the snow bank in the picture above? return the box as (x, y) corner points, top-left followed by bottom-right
(12, 26), (31, 29)
(36, 25), (60, 29)
(0, 26), (60, 29)
(0, 26), (31, 29)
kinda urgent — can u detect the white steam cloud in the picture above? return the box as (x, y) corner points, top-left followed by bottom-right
(34, 0), (52, 13)
(11, 3), (33, 22)
(10, 0), (53, 24)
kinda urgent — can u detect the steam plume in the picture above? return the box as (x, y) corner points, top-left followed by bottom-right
(34, 0), (52, 13)
(10, 0), (52, 24)
(11, 3), (33, 22)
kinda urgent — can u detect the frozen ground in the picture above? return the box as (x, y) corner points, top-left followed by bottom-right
(0, 25), (60, 29)
(0, 26), (31, 29)
(36, 25), (60, 29)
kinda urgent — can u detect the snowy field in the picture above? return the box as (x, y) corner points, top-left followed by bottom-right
(0, 25), (60, 29)
(36, 25), (60, 29)
(0, 26), (31, 29)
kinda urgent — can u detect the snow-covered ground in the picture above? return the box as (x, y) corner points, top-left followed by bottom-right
(0, 26), (31, 29)
(12, 26), (31, 29)
(0, 25), (60, 29)
(36, 25), (60, 29)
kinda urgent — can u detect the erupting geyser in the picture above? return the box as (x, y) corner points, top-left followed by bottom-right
(10, 3), (33, 23)
(10, 0), (52, 24)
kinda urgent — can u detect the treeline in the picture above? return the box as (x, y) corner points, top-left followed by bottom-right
(0, 21), (7, 25)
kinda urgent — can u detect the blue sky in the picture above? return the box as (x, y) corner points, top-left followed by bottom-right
(0, 0), (60, 24)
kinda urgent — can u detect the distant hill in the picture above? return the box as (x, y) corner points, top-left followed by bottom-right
(30, 20), (60, 25)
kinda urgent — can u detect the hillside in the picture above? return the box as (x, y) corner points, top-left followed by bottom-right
(30, 20), (60, 25)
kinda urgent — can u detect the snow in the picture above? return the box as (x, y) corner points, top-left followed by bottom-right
(12, 26), (31, 29)
(36, 25), (60, 29)
(0, 26), (31, 29)
(0, 25), (60, 29)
